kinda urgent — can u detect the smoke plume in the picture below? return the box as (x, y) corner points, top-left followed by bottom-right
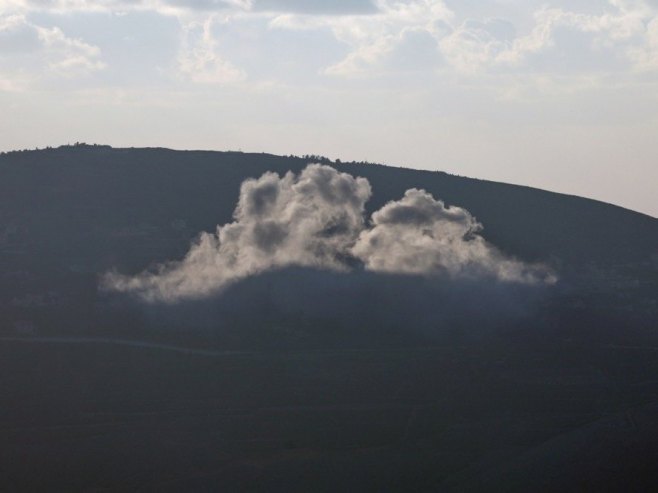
(103, 164), (555, 302)
(353, 188), (552, 283)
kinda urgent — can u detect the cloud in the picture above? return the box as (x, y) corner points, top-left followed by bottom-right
(177, 16), (246, 83)
(103, 164), (554, 303)
(253, 0), (377, 15)
(319, 0), (453, 76)
(164, 0), (245, 12)
(0, 13), (40, 51)
(439, 2), (656, 73)
(4, 0), (658, 80)
(36, 24), (106, 74)
(630, 15), (658, 70)
(439, 17), (518, 73)
(0, 13), (105, 83)
(267, 0), (658, 77)
(268, 1), (452, 77)
(1, 0), (376, 16)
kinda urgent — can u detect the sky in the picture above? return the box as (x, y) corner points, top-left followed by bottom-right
(0, 0), (657, 217)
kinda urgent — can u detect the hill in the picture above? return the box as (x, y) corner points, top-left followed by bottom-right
(1, 144), (655, 273)
(0, 144), (657, 491)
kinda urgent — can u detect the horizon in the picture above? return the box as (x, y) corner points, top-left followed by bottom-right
(3, 142), (656, 218)
(1, 0), (657, 217)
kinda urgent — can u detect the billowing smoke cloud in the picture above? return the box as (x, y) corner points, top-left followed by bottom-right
(103, 164), (555, 302)
(104, 164), (372, 302)
(353, 188), (553, 284)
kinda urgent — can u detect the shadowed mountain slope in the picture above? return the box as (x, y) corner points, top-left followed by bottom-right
(0, 144), (657, 492)
(0, 144), (655, 274)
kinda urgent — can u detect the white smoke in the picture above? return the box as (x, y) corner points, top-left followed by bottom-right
(105, 164), (372, 302)
(352, 188), (554, 284)
(103, 164), (555, 302)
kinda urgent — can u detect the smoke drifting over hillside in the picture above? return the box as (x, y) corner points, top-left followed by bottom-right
(103, 164), (555, 302)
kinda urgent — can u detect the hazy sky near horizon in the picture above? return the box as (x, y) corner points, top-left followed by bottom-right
(1, 1), (657, 216)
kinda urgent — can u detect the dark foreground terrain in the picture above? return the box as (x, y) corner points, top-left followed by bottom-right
(0, 145), (657, 491)
(3, 336), (658, 491)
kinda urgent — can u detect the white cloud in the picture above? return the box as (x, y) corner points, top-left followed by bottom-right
(437, 2), (657, 73)
(36, 24), (106, 75)
(253, 0), (377, 15)
(630, 15), (658, 69)
(0, 0), (374, 17)
(270, 0), (453, 76)
(3, 0), (658, 79)
(0, 13), (105, 86)
(177, 16), (246, 83)
(265, 0), (658, 77)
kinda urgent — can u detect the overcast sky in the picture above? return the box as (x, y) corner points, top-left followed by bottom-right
(1, 0), (657, 216)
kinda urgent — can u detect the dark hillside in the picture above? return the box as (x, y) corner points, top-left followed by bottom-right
(0, 144), (655, 272)
(0, 145), (657, 492)
(0, 144), (655, 337)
